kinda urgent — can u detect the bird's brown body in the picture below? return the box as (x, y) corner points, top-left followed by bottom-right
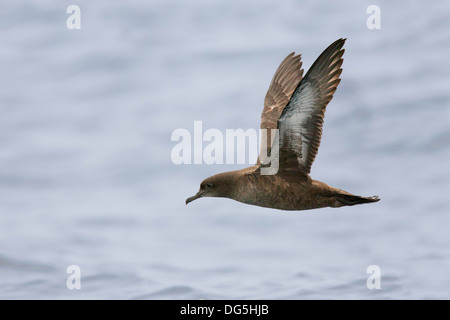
(199, 166), (378, 211)
(186, 39), (379, 211)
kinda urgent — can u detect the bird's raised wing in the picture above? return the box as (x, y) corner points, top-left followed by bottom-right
(257, 52), (303, 164)
(276, 38), (346, 176)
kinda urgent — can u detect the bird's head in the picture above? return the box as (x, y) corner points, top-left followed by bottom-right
(185, 172), (234, 205)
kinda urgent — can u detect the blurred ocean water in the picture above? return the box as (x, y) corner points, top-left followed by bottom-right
(0, 0), (449, 299)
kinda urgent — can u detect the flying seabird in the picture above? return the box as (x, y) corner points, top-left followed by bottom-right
(186, 38), (379, 211)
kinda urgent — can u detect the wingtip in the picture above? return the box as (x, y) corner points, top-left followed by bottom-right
(333, 38), (347, 48)
(290, 51), (302, 60)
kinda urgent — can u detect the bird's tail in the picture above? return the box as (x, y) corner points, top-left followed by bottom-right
(334, 193), (380, 207)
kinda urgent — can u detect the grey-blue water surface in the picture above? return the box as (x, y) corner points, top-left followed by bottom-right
(0, 0), (449, 299)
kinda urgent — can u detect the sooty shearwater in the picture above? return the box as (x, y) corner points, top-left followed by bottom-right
(186, 38), (379, 211)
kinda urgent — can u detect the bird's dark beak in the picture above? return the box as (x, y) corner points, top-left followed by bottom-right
(185, 190), (204, 205)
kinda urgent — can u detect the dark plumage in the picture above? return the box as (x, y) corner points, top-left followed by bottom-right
(186, 39), (380, 211)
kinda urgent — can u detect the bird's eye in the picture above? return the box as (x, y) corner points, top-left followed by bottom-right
(206, 183), (213, 188)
